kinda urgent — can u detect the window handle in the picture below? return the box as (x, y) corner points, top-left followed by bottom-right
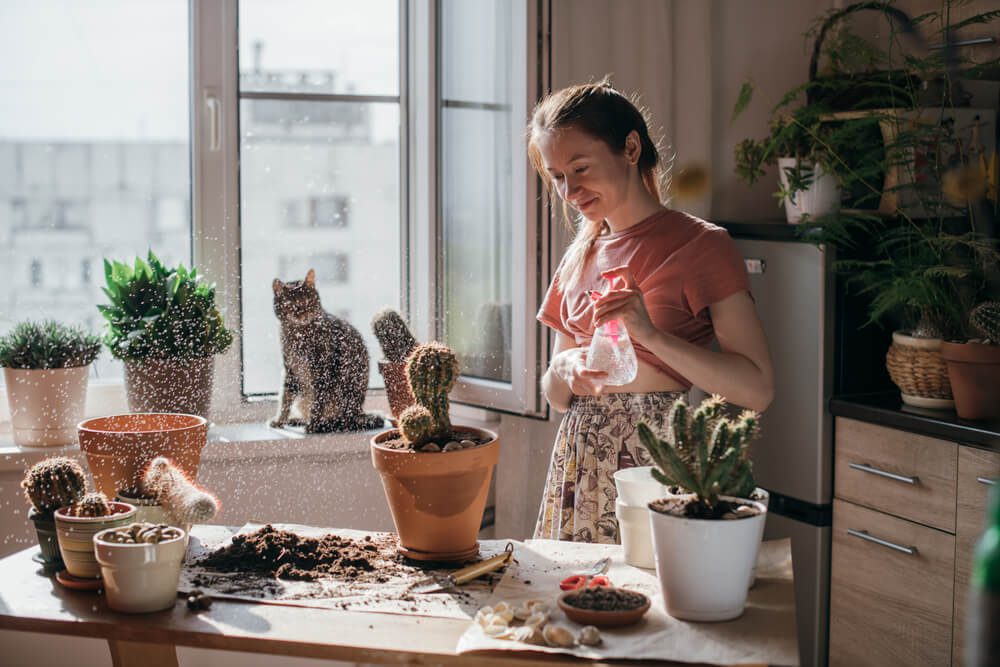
(849, 462), (919, 485)
(205, 94), (221, 152)
(978, 477), (997, 487)
(847, 529), (918, 556)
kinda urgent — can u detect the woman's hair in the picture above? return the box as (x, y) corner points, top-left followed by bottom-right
(527, 79), (665, 289)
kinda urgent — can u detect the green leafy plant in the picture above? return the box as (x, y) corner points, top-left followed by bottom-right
(398, 342), (459, 449)
(0, 321), (101, 369)
(637, 394), (760, 518)
(21, 457), (88, 517)
(97, 251), (233, 361)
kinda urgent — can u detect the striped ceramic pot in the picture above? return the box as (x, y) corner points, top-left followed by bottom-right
(54, 502), (137, 578)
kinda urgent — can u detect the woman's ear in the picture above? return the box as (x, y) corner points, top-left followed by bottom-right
(624, 130), (641, 165)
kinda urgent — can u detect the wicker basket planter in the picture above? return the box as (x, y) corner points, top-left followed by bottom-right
(885, 331), (953, 409)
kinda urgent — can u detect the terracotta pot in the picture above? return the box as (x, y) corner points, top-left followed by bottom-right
(3, 366), (90, 447)
(371, 426), (499, 561)
(55, 501), (137, 578)
(124, 357), (214, 419)
(78, 413), (208, 499)
(377, 360), (415, 420)
(940, 341), (1000, 419)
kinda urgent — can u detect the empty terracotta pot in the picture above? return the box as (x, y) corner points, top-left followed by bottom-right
(78, 413), (208, 498)
(371, 426), (499, 562)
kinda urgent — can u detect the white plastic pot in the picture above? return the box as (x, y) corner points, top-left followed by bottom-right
(648, 495), (767, 621)
(777, 158), (840, 224)
(3, 366), (89, 447)
(616, 499), (655, 569)
(613, 466), (668, 507)
(94, 526), (187, 613)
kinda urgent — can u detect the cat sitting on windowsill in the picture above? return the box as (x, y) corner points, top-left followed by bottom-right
(269, 269), (386, 434)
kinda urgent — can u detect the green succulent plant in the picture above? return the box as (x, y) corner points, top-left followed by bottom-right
(71, 492), (113, 518)
(637, 394), (760, 513)
(371, 308), (418, 363)
(97, 251), (233, 362)
(970, 302), (1000, 344)
(399, 342), (459, 448)
(21, 457), (88, 516)
(0, 320), (101, 370)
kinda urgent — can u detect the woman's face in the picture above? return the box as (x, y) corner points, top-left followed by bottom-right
(536, 125), (634, 221)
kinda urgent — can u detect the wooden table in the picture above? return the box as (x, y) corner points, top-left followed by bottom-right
(0, 544), (771, 667)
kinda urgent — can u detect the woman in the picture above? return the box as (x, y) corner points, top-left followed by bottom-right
(530, 80), (774, 543)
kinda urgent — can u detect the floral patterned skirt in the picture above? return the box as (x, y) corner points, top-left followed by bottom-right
(534, 391), (687, 544)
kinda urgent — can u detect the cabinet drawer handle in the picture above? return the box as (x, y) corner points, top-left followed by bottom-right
(849, 462), (919, 485)
(847, 528), (918, 556)
(978, 477), (997, 487)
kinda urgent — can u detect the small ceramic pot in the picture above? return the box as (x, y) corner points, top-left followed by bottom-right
(28, 508), (62, 564)
(615, 499), (655, 569)
(94, 525), (187, 613)
(4, 366), (90, 447)
(54, 502), (137, 578)
(613, 466), (668, 507)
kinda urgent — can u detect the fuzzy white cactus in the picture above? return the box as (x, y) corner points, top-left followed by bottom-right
(142, 457), (219, 525)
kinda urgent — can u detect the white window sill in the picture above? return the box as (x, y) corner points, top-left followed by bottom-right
(0, 408), (501, 473)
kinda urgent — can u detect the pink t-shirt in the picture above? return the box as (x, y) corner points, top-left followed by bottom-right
(536, 210), (750, 388)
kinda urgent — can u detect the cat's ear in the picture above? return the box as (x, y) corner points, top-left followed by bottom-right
(304, 269), (316, 287)
(273, 278), (283, 295)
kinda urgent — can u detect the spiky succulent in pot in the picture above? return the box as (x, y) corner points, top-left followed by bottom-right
(71, 492), (114, 518)
(142, 456), (219, 525)
(970, 301), (1000, 344)
(0, 320), (101, 370)
(638, 394), (760, 513)
(403, 342), (458, 446)
(21, 457), (87, 516)
(399, 405), (435, 448)
(371, 308), (418, 363)
(97, 251), (233, 362)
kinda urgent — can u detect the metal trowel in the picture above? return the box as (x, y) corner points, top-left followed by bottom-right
(409, 542), (515, 594)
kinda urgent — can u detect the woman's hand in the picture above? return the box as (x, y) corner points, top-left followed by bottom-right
(551, 347), (608, 396)
(592, 266), (656, 343)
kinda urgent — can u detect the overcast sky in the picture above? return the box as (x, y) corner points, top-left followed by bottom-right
(0, 0), (398, 142)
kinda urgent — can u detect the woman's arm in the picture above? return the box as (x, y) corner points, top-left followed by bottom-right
(593, 268), (774, 412)
(541, 333), (608, 413)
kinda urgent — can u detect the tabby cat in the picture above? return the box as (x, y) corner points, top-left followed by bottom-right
(270, 269), (384, 433)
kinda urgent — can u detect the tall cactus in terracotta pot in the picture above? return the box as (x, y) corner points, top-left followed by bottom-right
(371, 308), (418, 420)
(371, 341), (499, 562)
(941, 301), (1000, 419)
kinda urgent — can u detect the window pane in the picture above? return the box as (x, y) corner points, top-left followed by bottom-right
(239, 0), (398, 96)
(440, 0), (511, 105)
(441, 107), (513, 383)
(0, 1), (190, 384)
(239, 100), (400, 395)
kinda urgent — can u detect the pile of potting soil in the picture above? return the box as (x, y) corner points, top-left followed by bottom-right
(196, 524), (408, 582)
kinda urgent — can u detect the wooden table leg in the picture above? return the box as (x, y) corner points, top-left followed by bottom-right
(108, 640), (179, 667)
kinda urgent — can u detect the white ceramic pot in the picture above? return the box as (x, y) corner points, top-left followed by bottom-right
(748, 488), (770, 588)
(616, 499), (655, 569)
(3, 366), (89, 447)
(613, 466), (668, 507)
(777, 158), (840, 224)
(94, 526), (187, 613)
(54, 502), (137, 578)
(648, 495), (767, 621)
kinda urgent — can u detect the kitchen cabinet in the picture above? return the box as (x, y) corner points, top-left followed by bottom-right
(829, 417), (999, 667)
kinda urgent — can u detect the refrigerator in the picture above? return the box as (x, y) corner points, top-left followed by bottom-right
(733, 233), (834, 667)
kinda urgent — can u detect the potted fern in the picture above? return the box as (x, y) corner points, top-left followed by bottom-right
(637, 394), (766, 621)
(98, 251), (233, 418)
(1, 320), (101, 446)
(941, 302), (1000, 419)
(370, 342), (499, 562)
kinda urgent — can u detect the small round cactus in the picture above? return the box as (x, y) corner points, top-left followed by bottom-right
(371, 308), (418, 363)
(71, 492), (113, 518)
(21, 457), (87, 515)
(970, 301), (1000, 344)
(399, 405), (435, 448)
(405, 342), (458, 442)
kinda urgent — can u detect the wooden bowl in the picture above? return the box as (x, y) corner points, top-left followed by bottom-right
(557, 587), (651, 627)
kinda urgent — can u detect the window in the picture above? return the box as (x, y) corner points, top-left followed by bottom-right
(0, 1), (191, 387)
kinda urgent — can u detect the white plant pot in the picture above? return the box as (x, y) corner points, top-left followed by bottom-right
(777, 158), (840, 224)
(614, 466), (669, 507)
(616, 499), (655, 569)
(648, 495), (767, 621)
(748, 488), (770, 588)
(3, 366), (90, 447)
(94, 526), (187, 613)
